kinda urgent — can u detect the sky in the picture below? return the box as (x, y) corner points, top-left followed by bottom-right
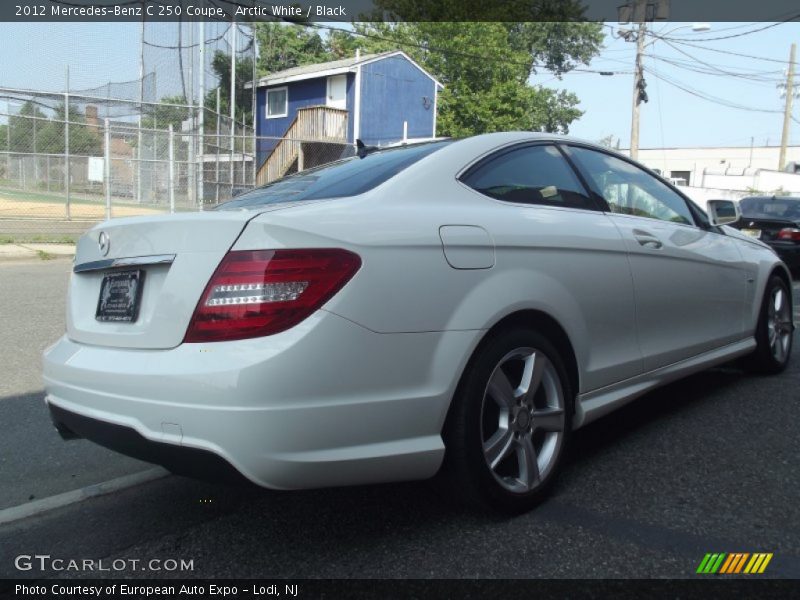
(531, 21), (800, 149)
(2, 20), (799, 149)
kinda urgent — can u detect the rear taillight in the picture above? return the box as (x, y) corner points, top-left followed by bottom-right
(777, 228), (800, 241)
(184, 249), (361, 343)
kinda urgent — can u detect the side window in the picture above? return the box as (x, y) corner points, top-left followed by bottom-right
(266, 87), (288, 119)
(566, 146), (695, 226)
(461, 144), (596, 211)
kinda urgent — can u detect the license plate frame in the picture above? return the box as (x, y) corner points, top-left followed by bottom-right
(95, 269), (145, 323)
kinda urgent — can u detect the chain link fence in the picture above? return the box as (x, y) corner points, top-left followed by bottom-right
(0, 90), (353, 238)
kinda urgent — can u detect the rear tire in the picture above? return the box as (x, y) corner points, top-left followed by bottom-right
(745, 275), (794, 374)
(442, 328), (573, 514)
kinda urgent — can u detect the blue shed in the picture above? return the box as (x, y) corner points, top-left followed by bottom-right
(248, 51), (443, 183)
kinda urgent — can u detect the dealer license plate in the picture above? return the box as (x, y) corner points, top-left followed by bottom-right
(95, 269), (145, 322)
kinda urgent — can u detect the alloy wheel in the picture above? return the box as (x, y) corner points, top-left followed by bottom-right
(480, 347), (566, 494)
(767, 285), (793, 364)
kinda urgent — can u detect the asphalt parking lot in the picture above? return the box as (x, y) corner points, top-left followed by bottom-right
(1, 257), (799, 579)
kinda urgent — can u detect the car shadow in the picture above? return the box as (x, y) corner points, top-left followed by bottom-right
(567, 365), (750, 463)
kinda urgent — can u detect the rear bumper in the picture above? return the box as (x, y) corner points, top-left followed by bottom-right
(43, 310), (480, 489)
(48, 403), (250, 484)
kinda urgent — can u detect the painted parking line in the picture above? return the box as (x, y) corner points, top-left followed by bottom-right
(0, 468), (168, 526)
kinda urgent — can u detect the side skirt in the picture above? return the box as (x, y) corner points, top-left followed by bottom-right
(573, 338), (756, 429)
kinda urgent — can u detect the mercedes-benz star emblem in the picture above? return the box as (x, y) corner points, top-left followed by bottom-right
(98, 231), (110, 256)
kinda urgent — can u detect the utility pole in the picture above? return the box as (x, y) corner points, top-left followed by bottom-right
(629, 12), (647, 161)
(620, 0), (682, 160)
(64, 65), (71, 221)
(778, 43), (796, 172)
(230, 21), (236, 197)
(198, 10), (205, 209)
(137, 15), (144, 204)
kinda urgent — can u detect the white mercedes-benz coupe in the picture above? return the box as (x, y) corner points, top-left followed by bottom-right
(44, 132), (794, 513)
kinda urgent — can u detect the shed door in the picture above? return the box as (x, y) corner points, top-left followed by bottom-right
(327, 75), (347, 110)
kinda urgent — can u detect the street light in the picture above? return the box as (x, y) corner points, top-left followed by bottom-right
(627, 20), (711, 160)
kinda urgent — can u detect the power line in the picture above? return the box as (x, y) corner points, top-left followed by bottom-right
(654, 19), (798, 43)
(647, 54), (782, 83)
(642, 65), (785, 115)
(660, 37), (785, 82)
(652, 37), (800, 68)
(647, 45), (784, 84)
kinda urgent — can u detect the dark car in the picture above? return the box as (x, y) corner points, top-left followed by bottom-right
(731, 195), (800, 273)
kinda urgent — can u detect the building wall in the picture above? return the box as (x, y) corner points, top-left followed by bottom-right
(629, 146), (800, 187)
(358, 55), (436, 146)
(255, 78), (327, 166)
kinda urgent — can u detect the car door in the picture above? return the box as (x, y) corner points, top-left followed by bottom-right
(563, 144), (747, 372)
(459, 142), (643, 391)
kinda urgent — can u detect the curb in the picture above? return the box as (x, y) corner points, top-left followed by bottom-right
(0, 468), (169, 526)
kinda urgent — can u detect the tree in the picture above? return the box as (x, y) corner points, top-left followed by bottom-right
(141, 95), (191, 131)
(256, 23), (328, 74)
(43, 103), (103, 156)
(326, 21), (602, 136)
(597, 134), (617, 149)
(204, 51), (255, 130)
(8, 101), (102, 156)
(8, 101), (47, 153)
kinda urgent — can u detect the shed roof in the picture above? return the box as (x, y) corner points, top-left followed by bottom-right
(247, 50), (443, 89)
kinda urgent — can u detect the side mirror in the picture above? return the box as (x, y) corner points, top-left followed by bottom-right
(707, 199), (740, 226)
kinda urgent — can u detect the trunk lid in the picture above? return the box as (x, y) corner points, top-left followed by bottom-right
(67, 209), (281, 349)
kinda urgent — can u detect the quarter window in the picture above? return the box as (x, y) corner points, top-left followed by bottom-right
(266, 87), (288, 119)
(461, 144), (596, 211)
(566, 146), (694, 226)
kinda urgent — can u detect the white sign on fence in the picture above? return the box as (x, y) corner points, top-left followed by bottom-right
(87, 157), (105, 183)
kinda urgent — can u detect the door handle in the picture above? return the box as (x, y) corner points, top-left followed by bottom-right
(634, 233), (663, 249)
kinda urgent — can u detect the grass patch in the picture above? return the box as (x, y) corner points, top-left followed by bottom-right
(0, 234), (78, 244)
(36, 249), (55, 260)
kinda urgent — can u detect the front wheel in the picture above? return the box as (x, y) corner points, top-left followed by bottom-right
(443, 328), (572, 514)
(746, 275), (794, 374)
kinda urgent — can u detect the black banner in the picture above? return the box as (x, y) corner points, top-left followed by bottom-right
(1, 579), (799, 600)
(1, 0), (800, 22)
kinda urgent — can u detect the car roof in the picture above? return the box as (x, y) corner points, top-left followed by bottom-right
(436, 131), (616, 162)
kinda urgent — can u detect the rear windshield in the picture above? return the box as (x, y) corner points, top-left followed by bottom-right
(740, 197), (800, 220)
(215, 141), (452, 210)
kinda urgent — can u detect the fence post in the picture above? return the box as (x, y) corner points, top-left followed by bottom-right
(168, 124), (175, 214)
(215, 88), (220, 204)
(64, 66), (71, 220)
(32, 115), (37, 183)
(104, 118), (112, 220)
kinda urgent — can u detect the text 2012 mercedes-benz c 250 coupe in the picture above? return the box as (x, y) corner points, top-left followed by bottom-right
(43, 133), (794, 513)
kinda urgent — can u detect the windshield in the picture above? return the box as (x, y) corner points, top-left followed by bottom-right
(215, 141), (452, 210)
(740, 197), (800, 221)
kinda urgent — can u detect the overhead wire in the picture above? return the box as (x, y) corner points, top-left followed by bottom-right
(642, 65), (785, 115)
(647, 36), (800, 67)
(655, 20), (797, 43)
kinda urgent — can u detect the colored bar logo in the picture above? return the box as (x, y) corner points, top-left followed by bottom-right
(696, 553), (773, 574)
